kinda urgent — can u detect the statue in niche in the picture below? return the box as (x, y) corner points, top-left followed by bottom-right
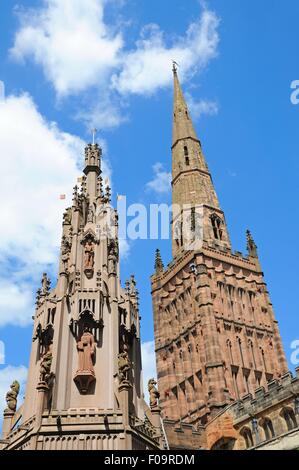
(148, 379), (160, 409)
(61, 234), (72, 270)
(108, 238), (119, 274)
(118, 349), (131, 384)
(87, 205), (94, 224)
(39, 350), (53, 384)
(5, 381), (20, 412)
(84, 239), (95, 269)
(76, 326), (95, 374)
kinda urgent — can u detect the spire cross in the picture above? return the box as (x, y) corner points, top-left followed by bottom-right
(91, 128), (98, 145)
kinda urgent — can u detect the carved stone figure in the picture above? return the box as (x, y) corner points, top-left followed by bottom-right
(148, 378), (160, 409)
(76, 326), (95, 374)
(87, 205), (94, 224)
(61, 235), (72, 270)
(40, 351), (53, 384)
(118, 350), (131, 384)
(84, 239), (95, 269)
(63, 207), (72, 225)
(108, 238), (119, 274)
(41, 273), (51, 297)
(5, 381), (20, 412)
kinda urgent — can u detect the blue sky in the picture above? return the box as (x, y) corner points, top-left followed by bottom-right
(0, 0), (298, 411)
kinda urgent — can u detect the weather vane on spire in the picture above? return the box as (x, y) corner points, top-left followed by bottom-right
(172, 60), (179, 73)
(91, 128), (98, 145)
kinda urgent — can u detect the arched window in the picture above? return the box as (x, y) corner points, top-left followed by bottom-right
(184, 146), (190, 166)
(210, 214), (223, 240)
(281, 407), (297, 431)
(241, 427), (254, 449)
(261, 417), (275, 441)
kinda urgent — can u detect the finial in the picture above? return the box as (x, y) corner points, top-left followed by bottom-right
(41, 273), (51, 297)
(130, 274), (136, 294)
(155, 249), (164, 274)
(105, 185), (111, 203)
(246, 230), (258, 258)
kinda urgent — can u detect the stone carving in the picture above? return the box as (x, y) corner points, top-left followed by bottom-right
(76, 326), (95, 374)
(74, 326), (96, 393)
(154, 249), (164, 275)
(61, 235), (72, 271)
(108, 238), (119, 274)
(41, 273), (51, 297)
(246, 230), (258, 258)
(39, 351), (53, 385)
(87, 205), (94, 224)
(5, 381), (20, 412)
(36, 288), (42, 306)
(118, 350), (131, 384)
(148, 379), (160, 409)
(63, 207), (72, 225)
(84, 239), (95, 269)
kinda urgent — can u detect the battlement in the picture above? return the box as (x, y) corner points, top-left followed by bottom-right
(231, 368), (299, 419)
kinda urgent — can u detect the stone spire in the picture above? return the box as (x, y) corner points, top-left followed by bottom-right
(1, 143), (161, 451)
(246, 229), (258, 258)
(172, 63), (198, 147)
(84, 143), (101, 199)
(154, 249), (164, 275)
(171, 67), (231, 257)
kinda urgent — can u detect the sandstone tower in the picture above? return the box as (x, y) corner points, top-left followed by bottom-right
(1, 142), (161, 451)
(151, 65), (288, 437)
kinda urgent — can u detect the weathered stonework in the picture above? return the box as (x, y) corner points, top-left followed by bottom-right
(1, 143), (161, 451)
(151, 67), (297, 450)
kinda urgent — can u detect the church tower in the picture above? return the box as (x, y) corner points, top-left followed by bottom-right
(1, 142), (161, 451)
(151, 66), (288, 433)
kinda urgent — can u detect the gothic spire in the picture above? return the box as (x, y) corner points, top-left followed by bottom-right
(172, 65), (199, 147)
(170, 66), (231, 257)
(84, 142), (102, 200)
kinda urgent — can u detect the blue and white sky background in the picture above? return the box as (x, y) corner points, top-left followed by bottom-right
(0, 0), (298, 415)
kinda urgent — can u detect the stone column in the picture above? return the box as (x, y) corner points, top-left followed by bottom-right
(36, 382), (48, 427)
(151, 406), (162, 447)
(30, 381), (49, 450)
(118, 381), (132, 449)
(1, 409), (14, 440)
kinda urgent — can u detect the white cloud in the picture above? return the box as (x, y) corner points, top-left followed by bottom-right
(185, 92), (218, 120)
(0, 365), (28, 420)
(113, 10), (220, 95)
(0, 93), (82, 265)
(119, 238), (130, 259)
(141, 340), (157, 404)
(76, 91), (128, 130)
(0, 93), (98, 326)
(11, 2), (220, 128)
(0, 282), (34, 328)
(11, 0), (123, 97)
(146, 163), (171, 195)
(0, 90), (113, 327)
